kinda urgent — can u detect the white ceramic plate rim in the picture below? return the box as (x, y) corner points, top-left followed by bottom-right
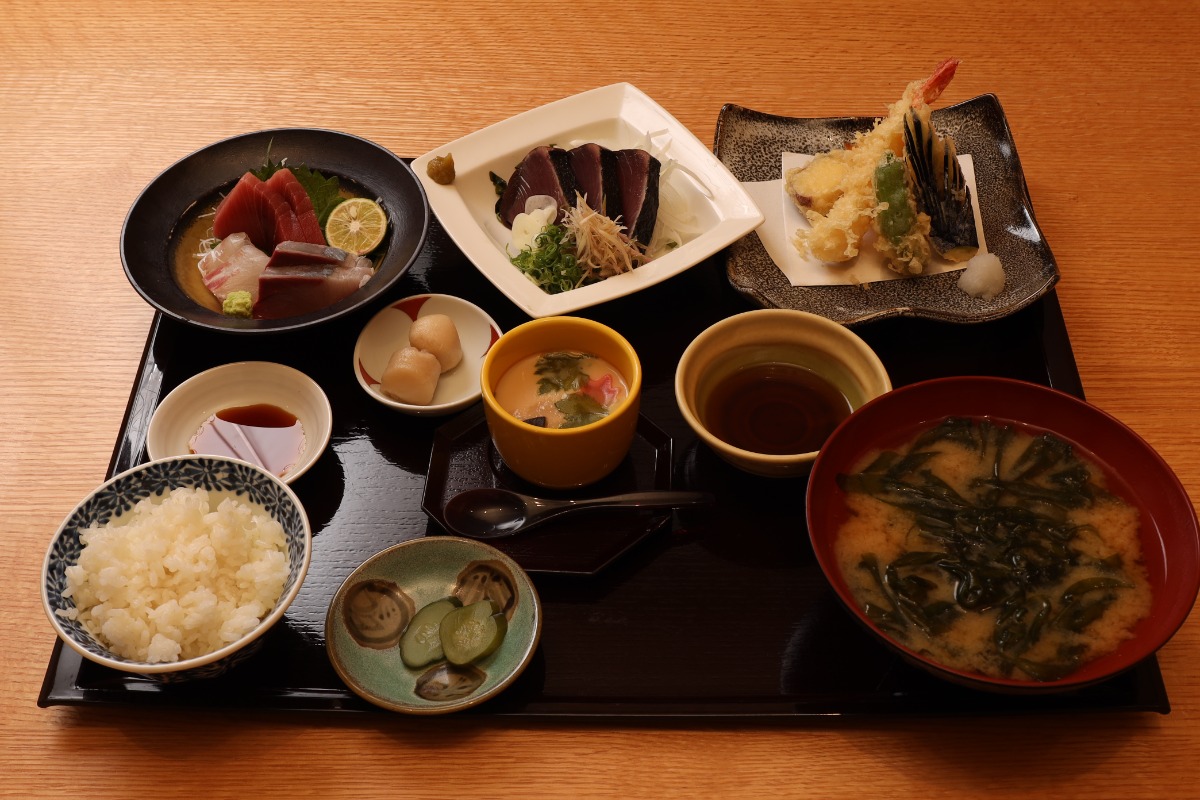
(353, 294), (502, 416)
(146, 361), (333, 483)
(411, 83), (764, 317)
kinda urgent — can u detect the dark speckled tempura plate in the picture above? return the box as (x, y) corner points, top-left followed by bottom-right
(713, 94), (1059, 326)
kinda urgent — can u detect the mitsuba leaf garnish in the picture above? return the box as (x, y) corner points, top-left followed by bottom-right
(556, 393), (608, 429)
(489, 171), (507, 196)
(534, 352), (594, 395)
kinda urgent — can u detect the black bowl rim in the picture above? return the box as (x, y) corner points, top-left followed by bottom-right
(120, 127), (430, 334)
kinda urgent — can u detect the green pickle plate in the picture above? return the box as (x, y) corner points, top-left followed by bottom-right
(325, 537), (542, 714)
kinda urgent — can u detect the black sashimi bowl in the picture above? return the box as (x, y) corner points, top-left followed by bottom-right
(121, 127), (429, 334)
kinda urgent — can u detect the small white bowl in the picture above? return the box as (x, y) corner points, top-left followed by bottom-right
(146, 361), (332, 483)
(353, 293), (502, 416)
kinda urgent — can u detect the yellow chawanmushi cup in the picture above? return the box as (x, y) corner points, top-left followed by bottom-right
(480, 316), (642, 489)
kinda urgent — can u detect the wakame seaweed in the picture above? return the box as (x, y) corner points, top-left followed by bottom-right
(841, 417), (1135, 680)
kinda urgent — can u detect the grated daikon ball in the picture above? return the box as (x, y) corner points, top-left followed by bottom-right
(957, 252), (1005, 300)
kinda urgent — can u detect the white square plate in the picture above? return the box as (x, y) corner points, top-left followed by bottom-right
(412, 83), (764, 318)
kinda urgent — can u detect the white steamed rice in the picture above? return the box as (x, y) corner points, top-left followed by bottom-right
(60, 486), (289, 663)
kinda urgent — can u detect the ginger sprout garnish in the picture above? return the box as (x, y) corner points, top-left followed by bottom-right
(562, 195), (647, 281)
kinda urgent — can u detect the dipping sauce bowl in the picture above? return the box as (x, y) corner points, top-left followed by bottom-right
(675, 309), (891, 477)
(480, 316), (642, 489)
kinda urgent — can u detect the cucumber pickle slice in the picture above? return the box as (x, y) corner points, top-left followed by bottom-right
(440, 600), (508, 665)
(399, 596), (462, 668)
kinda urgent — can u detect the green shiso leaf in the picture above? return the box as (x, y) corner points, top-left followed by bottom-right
(290, 163), (345, 228)
(248, 141), (346, 229)
(250, 140), (284, 181)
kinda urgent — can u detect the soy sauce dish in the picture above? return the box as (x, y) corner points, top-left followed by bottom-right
(146, 361), (332, 484)
(806, 376), (1200, 694)
(325, 537), (542, 714)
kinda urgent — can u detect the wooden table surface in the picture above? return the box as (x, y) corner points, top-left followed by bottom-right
(4, 1), (1198, 797)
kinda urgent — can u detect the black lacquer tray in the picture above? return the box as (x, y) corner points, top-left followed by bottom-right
(40, 216), (1170, 717)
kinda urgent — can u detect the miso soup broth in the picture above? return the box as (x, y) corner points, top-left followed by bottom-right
(835, 416), (1152, 683)
(494, 351), (628, 429)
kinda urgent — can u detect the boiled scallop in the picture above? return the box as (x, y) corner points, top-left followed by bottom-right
(408, 314), (462, 373)
(381, 346), (442, 405)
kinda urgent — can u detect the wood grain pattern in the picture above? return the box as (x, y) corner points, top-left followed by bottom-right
(3, 0), (1198, 797)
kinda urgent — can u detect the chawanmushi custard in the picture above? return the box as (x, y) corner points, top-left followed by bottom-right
(494, 351), (628, 429)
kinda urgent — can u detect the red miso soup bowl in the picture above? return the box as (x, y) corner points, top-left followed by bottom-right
(806, 375), (1200, 694)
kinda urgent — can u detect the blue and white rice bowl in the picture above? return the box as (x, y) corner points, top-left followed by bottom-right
(42, 455), (312, 682)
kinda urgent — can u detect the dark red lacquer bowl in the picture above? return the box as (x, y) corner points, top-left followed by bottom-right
(806, 376), (1200, 693)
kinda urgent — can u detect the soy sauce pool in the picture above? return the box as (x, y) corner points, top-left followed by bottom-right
(702, 363), (851, 455)
(189, 403), (305, 478)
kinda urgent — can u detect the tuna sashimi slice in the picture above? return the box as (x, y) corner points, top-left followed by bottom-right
(197, 233), (270, 303)
(265, 168), (326, 245)
(212, 172), (304, 253)
(254, 252), (374, 319)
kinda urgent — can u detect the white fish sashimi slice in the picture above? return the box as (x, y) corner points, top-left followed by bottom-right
(197, 233), (270, 303)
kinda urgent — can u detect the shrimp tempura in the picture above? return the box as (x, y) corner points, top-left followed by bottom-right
(786, 59), (959, 265)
